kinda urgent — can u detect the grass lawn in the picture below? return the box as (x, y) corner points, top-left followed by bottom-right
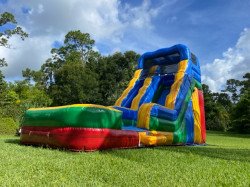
(0, 131), (249, 186)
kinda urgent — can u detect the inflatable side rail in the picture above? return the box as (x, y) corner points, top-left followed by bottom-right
(138, 44), (191, 69)
(137, 44), (201, 83)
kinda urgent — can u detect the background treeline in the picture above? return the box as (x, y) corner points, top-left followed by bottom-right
(203, 75), (249, 133)
(0, 12), (249, 134)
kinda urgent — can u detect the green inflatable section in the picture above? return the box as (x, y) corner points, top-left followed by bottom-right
(21, 105), (123, 129)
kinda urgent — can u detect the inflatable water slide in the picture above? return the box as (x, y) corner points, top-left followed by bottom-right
(20, 44), (206, 151)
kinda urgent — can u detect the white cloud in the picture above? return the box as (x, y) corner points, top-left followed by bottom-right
(37, 4), (44, 14)
(0, 0), (162, 80)
(120, 0), (160, 29)
(1, 35), (53, 80)
(202, 28), (250, 92)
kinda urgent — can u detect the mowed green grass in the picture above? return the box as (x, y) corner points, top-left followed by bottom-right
(0, 131), (249, 187)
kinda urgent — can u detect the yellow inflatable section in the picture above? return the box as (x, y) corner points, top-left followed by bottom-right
(192, 88), (202, 144)
(115, 69), (142, 106)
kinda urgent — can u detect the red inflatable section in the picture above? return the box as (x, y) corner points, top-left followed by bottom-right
(198, 90), (206, 143)
(20, 126), (139, 151)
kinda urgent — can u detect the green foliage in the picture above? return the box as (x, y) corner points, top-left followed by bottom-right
(50, 30), (95, 65)
(203, 72), (250, 133)
(202, 84), (231, 131)
(223, 78), (241, 103)
(96, 51), (138, 105)
(63, 31), (94, 62)
(0, 132), (249, 186)
(10, 81), (52, 108)
(230, 92), (250, 133)
(0, 117), (18, 134)
(0, 71), (7, 92)
(0, 12), (30, 125)
(23, 30), (139, 106)
(0, 81), (52, 121)
(50, 62), (100, 105)
(21, 30), (101, 106)
(240, 72), (250, 94)
(230, 74), (250, 133)
(206, 104), (230, 131)
(212, 92), (232, 112)
(0, 12), (28, 46)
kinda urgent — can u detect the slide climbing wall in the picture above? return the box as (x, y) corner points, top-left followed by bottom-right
(20, 44), (206, 151)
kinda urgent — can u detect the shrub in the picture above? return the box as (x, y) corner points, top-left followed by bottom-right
(0, 117), (18, 135)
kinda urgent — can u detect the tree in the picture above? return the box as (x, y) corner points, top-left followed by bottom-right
(230, 73), (250, 133)
(50, 30), (95, 65)
(22, 30), (101, 105)
(0, 71), (7, 92)
(0, 12), (28, 122)
(202, 84), (231, 131)
(49, 62), (100, 105)
(22, 30), (140, 106)
(96, 51), (139, 105)
(0, 80), (52, 121)
(223, 79), (241, 103)
(0, 11), (28, 103)
(203, 73), (250, 133)
(230, 92), (250, 133)
(0, 12), (28, 66)
(23, 59), (55, 89)
(240, 72), (250, 95)
(213, 92), (232, 112)
(23, 30), (96, 89)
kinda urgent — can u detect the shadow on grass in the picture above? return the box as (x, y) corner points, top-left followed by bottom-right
(4, 138), (83, 154)
(157, 146), (250, 162)
(207, 131), (250, 139)
(101, 145), (250, 163)
(216, 133), (250, 139)
(4, 138), (20, 144)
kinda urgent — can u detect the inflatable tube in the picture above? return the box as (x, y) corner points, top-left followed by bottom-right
(22, 104), (122, 129)
(198, 90), (206, 143)
(192, 88), (202, 144)
(20, 126), (139, 151)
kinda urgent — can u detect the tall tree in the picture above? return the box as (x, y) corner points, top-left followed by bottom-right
(0, 11), (28, 97)
(96, 51), (139, 105)
(23, 30), (140, 106)
(23, 30), (96, 89)
(223, 79), (241, 103)
(23, 30), (101, 105)
(202, 84), (231, 131)
(230, 72), (250, 133)
(230, 92), (250, 133)
(240, 72), (250, 94)
(0, 12), (28, 66)
(213, 92), (232, 112)
(50, 30), (95, 65)
(50, 62), (100, 105)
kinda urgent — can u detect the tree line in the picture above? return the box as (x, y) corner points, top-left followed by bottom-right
(203, 74), (249, 133)
(0, 12), (249, 134)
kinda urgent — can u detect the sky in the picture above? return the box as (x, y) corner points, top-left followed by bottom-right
(0, 0), (250, 92)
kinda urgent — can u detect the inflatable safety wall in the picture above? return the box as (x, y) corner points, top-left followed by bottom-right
(20, 44), (206, 151)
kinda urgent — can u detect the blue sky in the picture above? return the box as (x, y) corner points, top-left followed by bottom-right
(0, 0), (250, 91)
